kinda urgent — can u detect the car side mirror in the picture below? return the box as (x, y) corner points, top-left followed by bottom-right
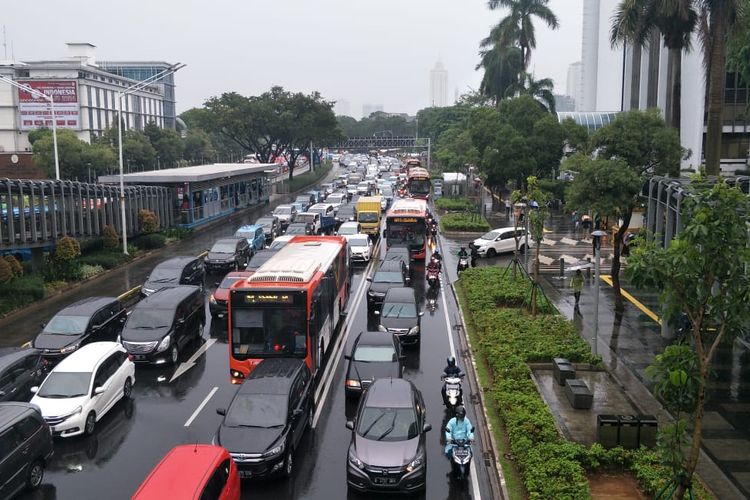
(418, 311), (424, 317)
(216, 408), (226, 416)
(423, 423), (432, 433)
(366, 277), (372, 282)
(94, 386), (106, 395)
(373, 310), (380, 316)
(40, 322), (46, 329)
(345, 421), (355, 430)
(344, 354), (351, 360)
(30, 386), (38, 393)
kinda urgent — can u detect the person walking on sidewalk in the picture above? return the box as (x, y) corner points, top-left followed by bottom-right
(571, 270), (584, 311)
(505, 199), (511, 218)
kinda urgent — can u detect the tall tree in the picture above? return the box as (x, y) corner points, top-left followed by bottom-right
(31, 129), (116, 180)
(476, 45), (524, 104)
(487, 0), (559, 68)
(504, 72), (557, 112)
(183, 129), (216, 164)
(626, 179), (750, 499)
(727, 5), (750, 85)
(610, 0), (698, 135)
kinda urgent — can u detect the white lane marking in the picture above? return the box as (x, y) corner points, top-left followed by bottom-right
(440, 278), (482, 500)
(184, 386), (219, 427)
(170, 338), (217, 383)
(312, 253), (379, 428)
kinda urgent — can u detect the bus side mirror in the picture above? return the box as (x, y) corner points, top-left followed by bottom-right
(382, 230), (387, 238)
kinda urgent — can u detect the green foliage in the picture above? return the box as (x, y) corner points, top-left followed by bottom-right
(183, 129), (217, 164)
(645, 344), (700, 415)
(55, 237), (81, 261)
(123, 130), (157, 170)
(77, 251), (129, 270)
(0, 275), (45, 315)
(3, 255), (23, 278)
(565, 156), (642, 221)
(79, 264), (105, 280)
(43, 280), (69, 296)
(134, 233), (167, 250)
(336, 111), (418, 137)
(163, 227), (193, 240)
(434, 198), (474, 211)
(287, 162), (332, 192)
(476, 45), (523, 104)
(560, 118), (590, 155)
(433, 127), (479, 172)
(415, 105), (471, 140)
(102, 225), (119, 250)
(728, 7), (750, 89)
(537, 178), (567, 202)
(505, 72), (557, 113)
(0, 258), (12, 284)
(460, 267), (554, 312)
(138, 209), (160, 234)
(31, 129), (116, 180)
(439, 213), (491, 232)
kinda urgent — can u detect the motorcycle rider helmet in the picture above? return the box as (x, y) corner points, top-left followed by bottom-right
(446, 356), (456, 368)
(455, 405), (466, 420)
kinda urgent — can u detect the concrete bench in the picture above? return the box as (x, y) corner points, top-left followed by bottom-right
(565, 379), (593, 409)
(553, 358), (576, 386)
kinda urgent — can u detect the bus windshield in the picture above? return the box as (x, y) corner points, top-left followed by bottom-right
(386, 222), (426, 247)
(231, 307), (307, 359)
(408, 179), (431, 195)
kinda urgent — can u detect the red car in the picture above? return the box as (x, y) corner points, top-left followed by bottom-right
(209, 271), (254, 319)
(132, 445), (241, 500)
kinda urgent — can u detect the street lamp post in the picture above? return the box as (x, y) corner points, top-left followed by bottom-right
(0, 75), (61, 180)
(591, 229), (608, 356)
(116, 63), (185, 255)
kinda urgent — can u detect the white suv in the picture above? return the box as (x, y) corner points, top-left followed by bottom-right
(471, 227), (534, 258)
(31, 342), (135, 438)
(346, 233), (374, 263)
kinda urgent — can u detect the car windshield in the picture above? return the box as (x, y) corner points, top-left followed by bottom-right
(286, 226), (307, 235)
(274, 207), (291, 214)
(328, 195), (344, 202)
(43, 315), (89, 335)
(358, 212), (378, 223)
(127, 308), (173, 329)
(382, 302), (417, 318)
(374, 271), (402, 283)
(339, 225), (358, 235)
(297, 214), (316, 223)
(38, 372), (91, 398)
(235, 230), (254, 240)
(354, 345), (396, 362)
(270, 240), (288, 249)
(349, 237), (369, 247)
(224, 394), (288, 428)
(381, 187), (393, 196)
(357, 407), (418, 441)
(220, 276), (244, 289)
(480, 231), (500, 240)
(148, 267), (180, 283)
(256, 219), (273, 228)
(211, 242), (237, 253)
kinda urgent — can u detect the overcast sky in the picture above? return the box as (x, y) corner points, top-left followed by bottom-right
(2, 0), (582, 118)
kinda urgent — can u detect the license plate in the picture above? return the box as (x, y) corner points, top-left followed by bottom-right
(374, 477), (397, 485)
(134, 355), (146, 361)
(239, 471), (252, 478)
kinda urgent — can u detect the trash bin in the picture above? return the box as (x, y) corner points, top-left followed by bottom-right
(638, 415), (658, 448)
(618, 415), (639, 449)
(597, 414), (619, 449)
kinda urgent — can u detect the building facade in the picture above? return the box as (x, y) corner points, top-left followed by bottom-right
(362, 103), (383, 118)
(429, 61), (448, 107)
(580, 0), (624, 112)
(566, 61), (583, 111)
(0, 43), (175, 158)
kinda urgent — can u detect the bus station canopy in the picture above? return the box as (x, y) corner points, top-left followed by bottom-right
(98, 163), (275, 185)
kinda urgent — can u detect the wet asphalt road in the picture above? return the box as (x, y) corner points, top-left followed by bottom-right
(5, 173), (498, 500)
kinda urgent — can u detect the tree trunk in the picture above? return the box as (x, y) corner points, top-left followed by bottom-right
(704, 3), (729, 176)
(666, 47), (682, 137)
(610, 208), (632, 312)
(675, 366), (708, 499)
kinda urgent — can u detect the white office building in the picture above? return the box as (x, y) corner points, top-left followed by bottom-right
(362, 103), (384, 118)
(580, 0), (624, 112)
(429, 61), (448, 107)
(567, 61), (583, 111)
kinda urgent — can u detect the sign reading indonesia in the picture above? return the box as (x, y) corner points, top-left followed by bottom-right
(17, 80), (80, 130)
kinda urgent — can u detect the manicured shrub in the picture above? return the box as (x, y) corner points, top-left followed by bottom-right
(102, 225), (119, 250)
(77, 252), (127, 270)
(439, 212), (491, 232)
(0, 275), (46, 315)
(80, 264), (105, 279)
(55, 236), (81, 261)
(435, 197), (474, 211)
(138, 209), (160, 234)
(134, 233), (167, 250)
(0, 258), (12, 284)
(163, 227), (193, 240)
(3, 255), (23, 278)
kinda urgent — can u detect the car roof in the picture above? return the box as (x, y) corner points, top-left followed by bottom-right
(490, 227), (515, 234)
(376, 260), (404, 273)
(364, 378), (414, 408)
(384, 287), (416, 302)
(256, 216), (276, 221)
(0, 347), (39, 370)
(348, 233), (370, 241)
(274, 204), (293, 209)
(241, 358), (305, 395)
(356, 331), (396, 347)
(0, 402), (39, 425)
(139, 285), (200, 307)
(53, 342), (123, 372)
(132, 445), (227, 499)
(309, 203), (333, 210)
(236, 224), (261, 232)
(154, 257), (196, 269)
(56, 296), (118, 316)
(213, 237), (243, 245)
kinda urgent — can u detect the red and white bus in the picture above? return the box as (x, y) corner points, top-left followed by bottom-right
(407, 166), (431, 200)
(384, 199), (429, 260)
(227, 235), (350, 383)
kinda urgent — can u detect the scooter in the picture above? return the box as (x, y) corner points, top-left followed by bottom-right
(427, 296), (438, 314)
(426, 267), (440, 290)
(441, 374), (464, 413)
(457, 256), (470, 275)
(449, 438), (473, 483)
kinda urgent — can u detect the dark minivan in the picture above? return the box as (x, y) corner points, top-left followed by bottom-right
(141, 257), (205, 297)
(33, 297), (126, 363)
(377, 288), (423, 346)
(216, 358), (313, 479)
(344, 331), (402, 398)
(204, 237), (251, 274)
(366, 261), (410, 314)
(0, 348), (46, 402)
(0, 402), (54, 498)
(121, 286), (206, 365)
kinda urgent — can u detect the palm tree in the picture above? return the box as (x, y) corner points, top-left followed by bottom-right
(610, 0), (698, 136)
(505, 72), (556, 112)
(476, 45), (523, 104)
(487, 0), (559, 69)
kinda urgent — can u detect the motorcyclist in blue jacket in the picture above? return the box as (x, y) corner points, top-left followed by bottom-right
(445, 406), (474, 456)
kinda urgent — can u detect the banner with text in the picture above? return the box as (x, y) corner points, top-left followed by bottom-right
(17, 80), (81, 131)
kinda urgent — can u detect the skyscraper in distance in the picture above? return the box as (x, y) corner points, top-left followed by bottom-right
(429, 61), (448, 107)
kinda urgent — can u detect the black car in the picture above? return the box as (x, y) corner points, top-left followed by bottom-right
(366, 261), (410, 314)
(383, 246), (411, 280)
(246, 248), (281, 272)
(336, 204), (356, 224)
(33, 297), (126, 363)
(204, 237), (251, 273)
(284, 223), (310, 236)
(0, 348), (46, 402)
(0, 402), (54, 498)
(377, 288), (423, 346)
(256, 216), (281, 243)
(346, 379), (430, 494)
(216, 358), (313, 479)
(141, 256), (205, 297)
(344, 331), (402, 398)
(121, 286), (205, 365)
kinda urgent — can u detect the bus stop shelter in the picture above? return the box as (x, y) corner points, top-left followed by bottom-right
(99, 163), (274, 228)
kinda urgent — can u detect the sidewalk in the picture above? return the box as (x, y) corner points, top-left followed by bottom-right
(542, 210), (750, 500)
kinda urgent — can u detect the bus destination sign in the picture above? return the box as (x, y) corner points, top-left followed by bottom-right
(243, 293), (294, 305)
(391, 217), (420, 223)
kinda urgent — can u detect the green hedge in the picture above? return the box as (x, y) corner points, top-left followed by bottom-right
(287, 163), (333, 193)
(439, 212), (491, 232)
(133, 233), (167, 250)
(435, 197), (474, 211)
(458, 268), (712, 499)
(78, 251), (131, 270)
(0, 275), (45, 315)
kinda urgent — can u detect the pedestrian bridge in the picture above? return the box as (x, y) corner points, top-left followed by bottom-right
(0, 178), (172, 253)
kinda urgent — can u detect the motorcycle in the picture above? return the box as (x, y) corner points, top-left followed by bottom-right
(457, 256), (470, 274)
(427, 296), (438, 314)
(449, 438), (473, 483)
(426, 267), (440, 290)
(441, 374), (464, 413)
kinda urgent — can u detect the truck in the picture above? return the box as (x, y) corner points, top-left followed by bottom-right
(307, 203), (336, 234)
(356, 196), (383, 238)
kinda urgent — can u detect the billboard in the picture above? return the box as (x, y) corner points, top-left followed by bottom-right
(17, 80), (81, 131)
